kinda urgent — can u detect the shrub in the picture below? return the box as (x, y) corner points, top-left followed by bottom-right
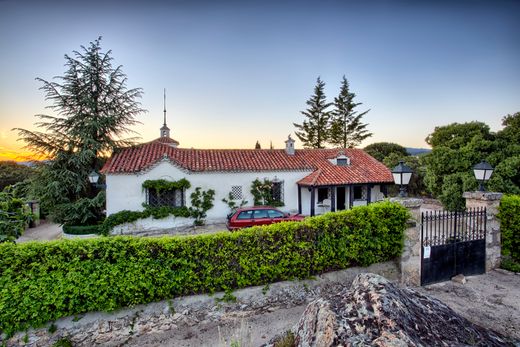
(62, 224), (101, 235)
(0, 201), (409, 335)
(498, 195), (520, 263)
(100, 205), (191, 235)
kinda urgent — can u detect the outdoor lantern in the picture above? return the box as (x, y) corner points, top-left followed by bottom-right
(88, 170), (100, 184)
(392, 161), (413, 197)
(473, 161), (494, 192)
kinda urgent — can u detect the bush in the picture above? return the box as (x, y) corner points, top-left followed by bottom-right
(62, 224), (101, 235)
(101, 205), (191, 235)
(498, 195), (520, 263)
(0, 201), (409, 335)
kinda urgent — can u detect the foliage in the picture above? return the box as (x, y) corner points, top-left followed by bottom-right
(294, 77), (332, 148)
(0, 161), (35, 191)
(141, 178), (191, 193)
(0, 201), (409, 335)
(425, 121), (493, 149)
(189, 187), (216, 226)
(383, 154), (427, 197)
(52, 191), (106, 226)
(498, 195), (520, 263)
(62, 224), (101, 235)
(0, 188), (32, 242)
(423, 115), (520, 209)
(101, 205), (191, 235)
(250, 178), (284, 207)
(14, 37), (145, 223)
(222, 192), (248, 214)
(329, 76), (372, 148)
(364, 142), (408, 162)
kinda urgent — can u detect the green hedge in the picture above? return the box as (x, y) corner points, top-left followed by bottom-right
(0, 201), (409, 335)
(101, 205), (191, 235)
(498, 195), (520, 264)
(62, 224), (101, 235)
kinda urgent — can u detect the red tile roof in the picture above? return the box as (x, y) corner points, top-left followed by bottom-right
(101, 138), (393, 186)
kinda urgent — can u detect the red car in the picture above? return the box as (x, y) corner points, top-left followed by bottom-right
(226, 206), (305, 231)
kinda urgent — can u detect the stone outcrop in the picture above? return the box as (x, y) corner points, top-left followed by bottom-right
(294, 273), (515, 347)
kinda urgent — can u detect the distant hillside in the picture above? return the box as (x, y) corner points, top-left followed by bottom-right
(406, 148), (431, 156)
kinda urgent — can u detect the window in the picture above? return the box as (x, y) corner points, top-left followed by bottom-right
(353, 186), (367, 200)
(237, 210), (253, 220)
(147, 188), (185, 207)
(267, 209), (285, 218)
(231, 185), (243, 200)
(271, 181), (284, 204)
(317, 187), (329, 202)
(337, 158), (348, 166)
(253, 209), (269, 219)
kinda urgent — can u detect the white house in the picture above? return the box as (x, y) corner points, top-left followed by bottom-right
(101, 120), (394, 231)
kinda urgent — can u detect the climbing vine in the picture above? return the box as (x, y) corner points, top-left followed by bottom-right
(189, 187), (216, 226)
(142, 178), (191, 193)
(250, 178), (284, 207)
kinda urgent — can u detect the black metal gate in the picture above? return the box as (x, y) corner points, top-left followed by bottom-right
(420, 208), (486, 286)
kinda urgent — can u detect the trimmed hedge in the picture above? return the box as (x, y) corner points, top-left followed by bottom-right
(0, 201), (409, 335)
(62, 224), (101, 235)
(498, 195), (520, 264)
(101, 205), (191, 235)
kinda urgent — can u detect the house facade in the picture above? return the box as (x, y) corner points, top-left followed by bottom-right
(101, 124), (394, 230)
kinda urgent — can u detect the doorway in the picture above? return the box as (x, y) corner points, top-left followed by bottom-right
(336, 187), (346, 210)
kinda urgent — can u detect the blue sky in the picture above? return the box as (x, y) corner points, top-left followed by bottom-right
(0, 0), (519, 159)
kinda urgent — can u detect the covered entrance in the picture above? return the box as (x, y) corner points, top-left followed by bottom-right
(336, 186), (346, 210)
(420, 208), (486, 286)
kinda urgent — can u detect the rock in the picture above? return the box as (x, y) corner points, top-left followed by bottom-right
(293, 273), (514, 347)
(452, 274), (467, 284)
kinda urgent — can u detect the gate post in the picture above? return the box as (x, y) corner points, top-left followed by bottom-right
(391, 197), (423, 286)
(463, 191), (503, 271)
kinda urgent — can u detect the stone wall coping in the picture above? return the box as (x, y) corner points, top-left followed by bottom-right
(462, 191), (503, 201)
(389, 197), (424, 208)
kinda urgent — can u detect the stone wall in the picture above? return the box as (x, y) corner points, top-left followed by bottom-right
(463, 191), (503, 271)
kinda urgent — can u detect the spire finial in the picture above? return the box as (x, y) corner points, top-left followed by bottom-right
(163, 88), (167, 126)
(160, 88), (171, 138)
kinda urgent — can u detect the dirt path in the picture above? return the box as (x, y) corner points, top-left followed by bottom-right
(417, 269), (520, 341)
(17, 221), (62, 242)
(123, 270), (520, 347)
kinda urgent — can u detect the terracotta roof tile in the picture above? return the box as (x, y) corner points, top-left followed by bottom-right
(101, 138), (393, 185)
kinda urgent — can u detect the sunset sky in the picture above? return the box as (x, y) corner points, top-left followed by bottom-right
(0, 0), (519, 161)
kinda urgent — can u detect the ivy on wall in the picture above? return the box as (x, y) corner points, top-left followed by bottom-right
(251, 178), (284, 207)
(142, 178), (191, 192)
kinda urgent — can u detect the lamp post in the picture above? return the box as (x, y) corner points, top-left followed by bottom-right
(88, 170), (106, 189)
(392, 161), (413, 197)
(473, 161), (494, 192)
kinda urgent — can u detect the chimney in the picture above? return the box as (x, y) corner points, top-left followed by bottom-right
(285, 135), (295, 155)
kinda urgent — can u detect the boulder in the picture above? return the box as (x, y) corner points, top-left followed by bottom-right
(294, 273), (514, 347)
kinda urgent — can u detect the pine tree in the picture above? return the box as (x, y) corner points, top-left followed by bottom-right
(294, 77), (332, 148)
(329, 76), (372, 148)
(14, 37), (145, 224)
(255, 140), (261, 149)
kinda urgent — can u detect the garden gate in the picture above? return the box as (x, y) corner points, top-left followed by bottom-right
(420, 207), (486, 286)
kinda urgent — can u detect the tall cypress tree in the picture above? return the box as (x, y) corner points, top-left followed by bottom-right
(294, 77), (332, 148)
(329, 76), (372, 148)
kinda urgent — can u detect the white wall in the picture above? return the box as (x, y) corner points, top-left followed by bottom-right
(106, 160), (313, 223)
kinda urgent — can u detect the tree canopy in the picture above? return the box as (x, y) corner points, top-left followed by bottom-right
(423, 113), (520, 210)
(364, 142), (408, 162)
(14, 37), (145, 223)
(294, 77), (332, 148)
(329, 76), (372, 148)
